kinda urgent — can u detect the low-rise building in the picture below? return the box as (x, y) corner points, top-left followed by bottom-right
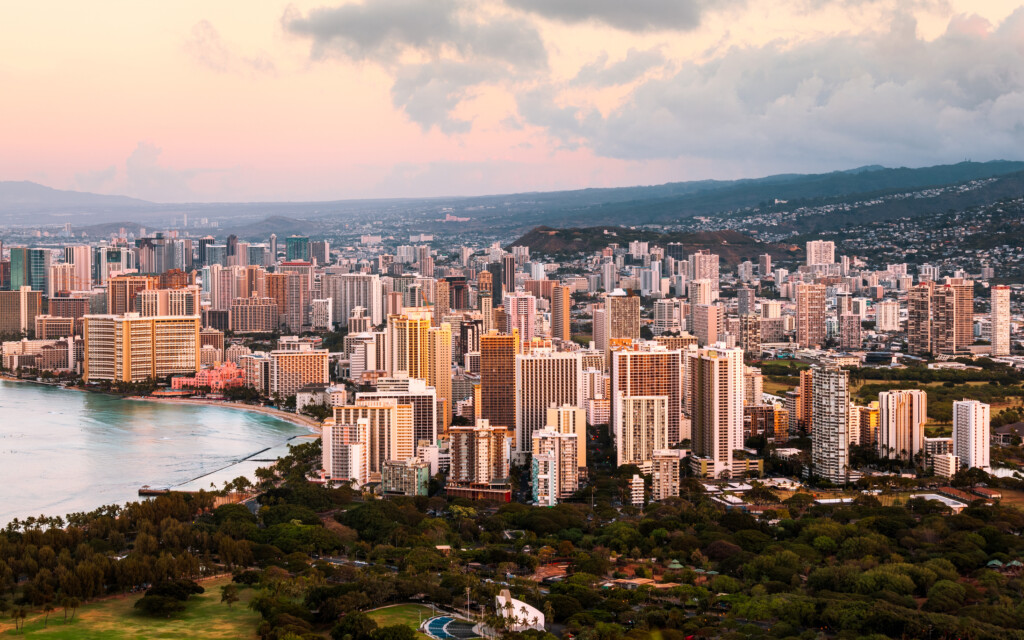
(381, 458), (430, 496)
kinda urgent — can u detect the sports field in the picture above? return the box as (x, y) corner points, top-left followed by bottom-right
(368, 604), (439, 640)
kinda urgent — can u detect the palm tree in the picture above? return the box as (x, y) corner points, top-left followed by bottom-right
(502, 598), (514, 627)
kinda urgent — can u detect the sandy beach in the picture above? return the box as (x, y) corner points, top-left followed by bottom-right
(0, 376), (324, 432)
(127, 396), (323, 431)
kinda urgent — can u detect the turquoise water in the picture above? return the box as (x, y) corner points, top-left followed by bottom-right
(0, 380), (313, 525)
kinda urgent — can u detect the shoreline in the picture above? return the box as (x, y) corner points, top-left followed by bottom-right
(0, 375), (322, 432)
(127, 396), (323, 432)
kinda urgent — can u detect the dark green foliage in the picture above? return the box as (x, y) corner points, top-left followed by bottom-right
(134, 594), (186, 617)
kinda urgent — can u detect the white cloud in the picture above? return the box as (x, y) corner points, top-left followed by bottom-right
(519, 10), (1024, 171)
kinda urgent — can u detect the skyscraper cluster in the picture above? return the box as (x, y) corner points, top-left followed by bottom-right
(0, 223), (1009, 506)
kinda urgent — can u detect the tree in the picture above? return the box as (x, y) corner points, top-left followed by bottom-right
(221, 583), (240, 608)
(135, 595), (186, 617)
(331, 611), (378, 640)
(43, 602), (54, 627)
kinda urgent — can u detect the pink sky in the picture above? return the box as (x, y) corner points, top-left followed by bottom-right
(1, 1), (1022, 202)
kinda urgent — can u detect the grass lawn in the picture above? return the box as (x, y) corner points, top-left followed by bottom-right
(764, 379), (795, 396)
(367, 604), (437, 640)
(993, 488), (1024, 510)
(0, 575), (260, 639)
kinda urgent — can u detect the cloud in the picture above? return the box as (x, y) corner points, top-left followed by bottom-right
(124, 142), (201, 202)
(518, 10), (1024, 172)
(283, 0), (546, 132)
(506, 0), (737, 33)
(186, 20), (275, 74)
(571, 48), (667, 87)
(74, 165), (117, 193)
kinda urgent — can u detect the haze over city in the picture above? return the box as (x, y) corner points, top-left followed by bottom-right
(3, 0), (1024, 201)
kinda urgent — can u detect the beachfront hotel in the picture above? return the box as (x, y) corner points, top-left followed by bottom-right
(83, 313), (201, 382)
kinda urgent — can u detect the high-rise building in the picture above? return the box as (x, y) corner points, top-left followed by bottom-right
(480, 330), (518, 431)
(34, 315), (74, 339)
(875, 300), (901, 332)
(758, 254), (772, 278)
(991, 285), (1011, 356)
(652, 298), (681, 336)
(486, 262), (504, 306)
(323, 418), (370, 486)
(502, 254), (516, 297)
(687, 345), (744, 478)
(615, 394), (669, 472)
(515, 350), (582, 457)
(551, 284), (571, 342)
(839, 313), (861, 351)
(811, 365), (850, 483)
(357, 375), (438, 448)
(878, 389), (928, 461)
(310, 240), (330, 266)
(953, 399), (990, 471)
(907, 283), (933, 355)
(504, 291), (537, 342)
(63, 245), (93, 291)
(478, 271), (494, 333)
(531, 427), (578, 506)
(796, 283), (826, 348)
(334, 400), (414, 475)
(285, 236), (310, 262)
(428, 322), (453, 430)
(268, 347), (330, 397)
(603, 290), (640, 356)
(311, 298), (333, 330)
(687, 250), (720, 297)
(432, 279), (450, 326)
(612, 348), (683, 443)
(931, 282), (974, 355)
(739, 314), (761, 358)
(687, 280), (713, 334)
(692, 303), (723, 346)
(856, 401), (880, 447)
(806, 240), (836, 266)
(546, 404), (586, 469)
(651, 449), (687, 500)
(387, 308), (431, 379)
(48, 263), (77, 298)
(446, 419), (512, 502)
(9, 248), (52, 293)
(278, 262), (313, 331)
(737, 287), (755, 316)
(230, 295), (278, 333)
(798, 369), (814, 433)
(910, 281), (974, 356)
(83, 313), (200, 382)
(137, 287), (201, 317)
(324, 273), (383, 329)
(0, 287), (42, 335)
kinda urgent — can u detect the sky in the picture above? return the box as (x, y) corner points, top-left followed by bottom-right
(1, 0), (1023, 202)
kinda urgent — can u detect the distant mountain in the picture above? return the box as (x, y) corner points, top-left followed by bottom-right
(484, 160), (1024, 230)
(510, 226), (801, 265)
(3, 160), (1023, 232)
(0, 181), (150, 210)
